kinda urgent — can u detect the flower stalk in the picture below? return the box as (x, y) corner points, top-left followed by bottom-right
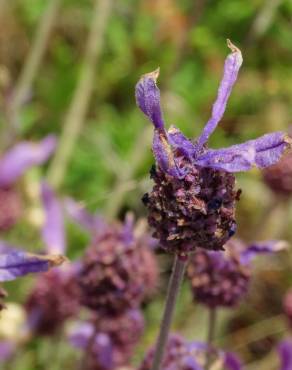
(150, 255), (187, 370)
(205, 308), (217, 370)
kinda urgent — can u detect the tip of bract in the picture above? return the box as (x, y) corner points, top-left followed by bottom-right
(33, 253), (69, 268)
(141, 67), (160, 82)
(226, 39), (240, 54)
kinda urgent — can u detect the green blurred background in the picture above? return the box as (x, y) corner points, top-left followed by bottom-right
(1, 0), (292, 369)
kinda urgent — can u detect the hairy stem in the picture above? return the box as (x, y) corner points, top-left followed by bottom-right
(47, 0), (112, 189)
(150, 255), (187, 370)
(205, 308), (217, 370)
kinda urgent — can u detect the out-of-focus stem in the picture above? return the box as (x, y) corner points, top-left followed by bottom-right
(47, 0), (113, 189)
(9, 0), (61, 124)
(150, 255), (187, 370)
(205, 308), (217, 370)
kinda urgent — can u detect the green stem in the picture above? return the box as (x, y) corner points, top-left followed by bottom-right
(47, 0), (113, 189)
(205, 308), (217, 370)
(150, 255), (187, 370)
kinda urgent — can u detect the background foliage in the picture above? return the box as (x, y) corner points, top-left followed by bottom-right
(1, 0), (292, 369)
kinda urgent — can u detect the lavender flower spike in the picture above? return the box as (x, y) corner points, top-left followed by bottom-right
(41, 181), (65, 254)
(0, 135), (57, 188)
(0, 251), (66, 281)
(137, 40), (292, 255)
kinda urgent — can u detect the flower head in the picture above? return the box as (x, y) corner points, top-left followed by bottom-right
(69, 308), (144, 370)
(136, 40), (291, 255)
(77, 213), (159, 313)
(138, 334), (242, 370)
(187, 239), (285, 308)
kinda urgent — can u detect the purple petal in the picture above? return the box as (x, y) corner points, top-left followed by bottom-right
(69, 322), (94, 349)
(197, 40), (243, 149)
(196, 146), (256, 172)
(224, 352), (242, 370)
(168, 126), (197, 160)
(0, 135), (57, 187)
(0, 252), (66, 281)
(122, 213), (134, 246)
(41, 182), (65, 254)
(196, 132), (291, 172)
(240, 240), (287, 264)
(93, 334), (113, 370)
(0, 241), (20, 254)
(153, 130), (183, 178)
(64, 197), (104, 234)
(135, 68), (165, 130)
(278, 340), (292, 370)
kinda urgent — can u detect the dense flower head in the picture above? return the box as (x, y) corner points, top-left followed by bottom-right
(77, 215), (158, 313)
(187, 239), (285, 308)
(143, 162), (239, 254)
(283, 289), (292, 329)
(70, 309), (144, 370)
(262, 149), (292, 196)
(138, 334), (242, 370)
(25, 267), (80, 336)
(136, 40), (292, 255)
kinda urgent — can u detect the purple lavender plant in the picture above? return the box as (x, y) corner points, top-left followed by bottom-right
(135, 40), (291, 370)
(25, 182), (80, 336)
(69, 308), (144, 370)
(0, 135), (56, 231)
(138, 334), (242, 370)
(187, 239), (285, 309)
(136, 41), (291, 256)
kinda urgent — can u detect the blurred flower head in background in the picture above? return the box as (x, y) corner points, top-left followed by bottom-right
(138, 333), (242, 370)
(0, 136), (56, 231)
(187, 239), (286, 308)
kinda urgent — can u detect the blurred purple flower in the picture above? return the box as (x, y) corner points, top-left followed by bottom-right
(0, 135), (56, 188)
(0, 135), (57, 232)
(278, 340), (292, 370)
(64, 197), (105, 235)
(69, 309), (144, 370)
(41, 181), (65, 255)
(77, 213), (159, 313)
(25, 183), (80, 336)
(138, 334), (242, 370)
(136, 40), (292, 255)
(187, 239), (285, 308)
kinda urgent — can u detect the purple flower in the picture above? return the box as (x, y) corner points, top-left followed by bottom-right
(0, 135), (57, 232)
(69, 309), (144, 370)
(25, 183), (80, 336)
(136, 40), (291, 255)
(278, 340), (292, 370)
(0, 135), (56, 188)
(77, 213), (159, 313)
(187, 239), (285, 308)
(138, 334), (242, 370)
